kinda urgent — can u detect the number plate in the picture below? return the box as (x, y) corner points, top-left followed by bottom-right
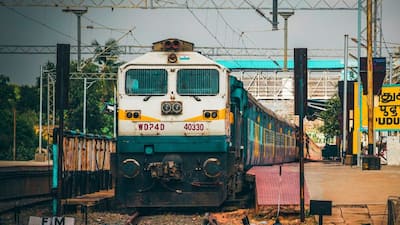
(183, 122), (208, 135)
(137, 123), (165, 131)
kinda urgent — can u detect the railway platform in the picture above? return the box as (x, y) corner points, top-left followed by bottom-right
(306, 161), (400, 224)
(248, 161), (400, 224)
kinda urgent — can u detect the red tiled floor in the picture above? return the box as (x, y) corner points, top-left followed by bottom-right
(247, 164), (310, 206)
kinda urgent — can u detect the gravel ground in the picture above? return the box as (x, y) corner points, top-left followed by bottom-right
(0, 203), (317, 225)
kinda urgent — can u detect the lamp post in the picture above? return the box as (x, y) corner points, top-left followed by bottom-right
(343, 34), (349, 163)
(62, 8), (88, 71)
(279, 12), (294, 72)
(366, 0), (374, 156)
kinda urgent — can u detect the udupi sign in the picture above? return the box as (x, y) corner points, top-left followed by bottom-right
(361, 85), (400, 131)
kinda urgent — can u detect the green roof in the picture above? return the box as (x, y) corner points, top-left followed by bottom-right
(216, 59), (353, 70)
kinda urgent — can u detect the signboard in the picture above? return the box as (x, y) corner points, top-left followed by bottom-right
(359, 57), (386, 95)
(310, 200), (332, 215)
(28, 216), (75, 225)
(361, 85), (400, 130)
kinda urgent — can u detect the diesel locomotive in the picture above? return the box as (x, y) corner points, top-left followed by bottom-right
(112, 39), (298, 208)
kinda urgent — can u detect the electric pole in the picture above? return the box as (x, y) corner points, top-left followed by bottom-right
(62, 8), (88, 71)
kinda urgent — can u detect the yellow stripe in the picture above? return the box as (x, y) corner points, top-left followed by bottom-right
(119, 109), (160, 122)
(119, 108), (229, 122)
(184, 108), (227, 122)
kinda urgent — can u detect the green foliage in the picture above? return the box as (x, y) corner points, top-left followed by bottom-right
(318, 95), (341, 142)
(16, 110), (38, 160)
(0, 39), (123, 160)
(0, 109), (13, 160)
(0, 76), (38, 160)
(65, 39), (120, 136)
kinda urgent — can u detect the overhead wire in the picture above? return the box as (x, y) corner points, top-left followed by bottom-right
(187, 0), (283, 72)
(0, 3), (145, 63)
(80, 27), (136, 71)
(187, 0), (284, 95)
(210, 0), (283, 69)
(1, 4), (78, 42)
(185, 3), (233, 58)
(82, 15), (130, 34)
(243, 0), (274, 25)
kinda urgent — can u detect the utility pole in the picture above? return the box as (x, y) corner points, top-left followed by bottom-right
(367, 0), (374, 156)
(62, 8), (88, 71)
(343, 34), (349, 161)
(279, 12), (294, 72)
(39, 66), (43, 154)
(294, 48), (308, 222)
(13, 107), (16, 160)
(83, 79), (96, 134)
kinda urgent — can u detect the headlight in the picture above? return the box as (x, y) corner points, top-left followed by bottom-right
(161, 102), (172, 114)
(162, 101), (182, 115)
(203, 158), (222, 178)
(172, 102), (182, 114)
(122, 158), (141, 178)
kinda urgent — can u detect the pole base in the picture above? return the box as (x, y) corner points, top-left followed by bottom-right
(362, 155), (381, 170)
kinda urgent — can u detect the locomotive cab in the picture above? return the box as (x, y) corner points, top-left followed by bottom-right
(114, 39), (234, 207)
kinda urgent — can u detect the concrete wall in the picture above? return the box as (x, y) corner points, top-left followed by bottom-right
(387, 136), (400, 166)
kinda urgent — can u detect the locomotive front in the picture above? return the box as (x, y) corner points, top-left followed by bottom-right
(114, 39), (232, 207)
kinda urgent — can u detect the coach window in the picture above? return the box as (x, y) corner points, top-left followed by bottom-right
(125, 69), (167, 95)
(177, 69), (219, 95)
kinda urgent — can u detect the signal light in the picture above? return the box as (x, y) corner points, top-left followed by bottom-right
(164, 40), (181, 51)
(203, 110), (218, 119)
(152, 39), (194, 52)
(172, 40), (180, 49)
(126, 112), (132, 118)
(126, 110), (141, 119)
(165, 40), (172, 49)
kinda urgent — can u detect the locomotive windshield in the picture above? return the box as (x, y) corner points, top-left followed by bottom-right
(125, 69), (167, 95)
(177, 69), (219, 95)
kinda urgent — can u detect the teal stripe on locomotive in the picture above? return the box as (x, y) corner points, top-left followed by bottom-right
(118, 135), (228, 153)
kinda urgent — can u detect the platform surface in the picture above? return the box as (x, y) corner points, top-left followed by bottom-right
(305, 161), (400, 205)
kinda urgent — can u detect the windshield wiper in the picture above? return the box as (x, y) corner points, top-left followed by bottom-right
(143, 96), (152, 101)
(192, 96), (201, 101)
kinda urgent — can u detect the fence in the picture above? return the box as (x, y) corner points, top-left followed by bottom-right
(60, 131), (116, 198)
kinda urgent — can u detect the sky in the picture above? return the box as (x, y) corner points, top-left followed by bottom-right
(0, 0), (399, 85)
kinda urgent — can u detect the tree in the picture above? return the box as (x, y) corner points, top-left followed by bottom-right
(64, 39), (121, 136)
(318, 94), (341, 143)
(0, 75), (38, 160)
